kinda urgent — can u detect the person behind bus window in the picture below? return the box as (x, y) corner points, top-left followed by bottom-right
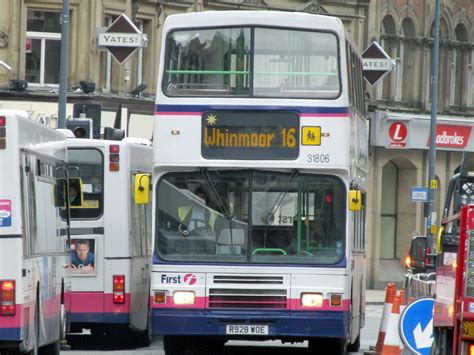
(178, 187), (218, 234)
(71, 239), (95, 273)
(69, 179), (81, 206)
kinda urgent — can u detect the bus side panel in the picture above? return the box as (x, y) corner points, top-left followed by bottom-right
(0, 239), (23, 341)
(69, 232), (105, 324)
(103, 167), (129, 259)
(103, 258), (131, 323)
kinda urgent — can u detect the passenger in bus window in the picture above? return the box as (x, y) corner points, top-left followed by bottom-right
(71, 239), (95, 273)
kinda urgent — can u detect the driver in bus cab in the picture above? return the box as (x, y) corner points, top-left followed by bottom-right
(178, 187), (218, 236)
(71, 239), (95, 273)
(69, 180), (82, 207)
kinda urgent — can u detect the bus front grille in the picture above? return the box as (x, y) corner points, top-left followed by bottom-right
(209, 288), (287, 309)
(213, 275), (284, 285)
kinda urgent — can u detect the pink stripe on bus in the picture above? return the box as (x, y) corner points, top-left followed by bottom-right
(0, 304), (22, 328)
(151, 296), (206, 309)
(289, 298), (350, 311)
(70, 292), (130, 314)
(155, 112), (201, 116)
(151, 296), (349, 311)
(300, 113), (350, 117)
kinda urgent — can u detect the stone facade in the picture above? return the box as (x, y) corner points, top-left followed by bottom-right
(366, 0), (474, 288)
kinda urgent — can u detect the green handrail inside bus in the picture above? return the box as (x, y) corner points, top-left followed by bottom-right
(165, 70), (336, 76)
(166, 70), (249, 75)
(252, 248), (287, 256)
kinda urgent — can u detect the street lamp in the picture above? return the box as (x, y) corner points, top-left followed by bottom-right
(426, 0), (441, 269)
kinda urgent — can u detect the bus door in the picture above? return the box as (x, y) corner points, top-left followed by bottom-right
(20, 152), (35, 291)
(67, 147), (105, 319)
(129, 173), (152, 331)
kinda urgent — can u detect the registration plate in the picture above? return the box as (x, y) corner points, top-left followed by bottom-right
(226, 324), (269, 335)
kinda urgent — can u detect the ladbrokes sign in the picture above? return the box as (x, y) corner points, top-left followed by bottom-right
(427, 124), (472, 148)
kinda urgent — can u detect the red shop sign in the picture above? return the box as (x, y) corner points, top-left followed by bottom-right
(427, 124), (472, 148)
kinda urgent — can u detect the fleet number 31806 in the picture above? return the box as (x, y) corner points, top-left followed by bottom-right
(306, 154), (330, 164)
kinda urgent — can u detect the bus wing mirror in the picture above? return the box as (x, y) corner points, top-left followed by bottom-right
(69, 177), (84, 207)
(135, 174), (151, 204)
(54, 179), (67, 208)
(349, 189), (361, 211)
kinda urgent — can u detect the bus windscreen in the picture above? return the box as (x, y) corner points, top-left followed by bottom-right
(155, 170), (345, 265)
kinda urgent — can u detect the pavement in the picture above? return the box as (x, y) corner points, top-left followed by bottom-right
(366, 289), (386, 305)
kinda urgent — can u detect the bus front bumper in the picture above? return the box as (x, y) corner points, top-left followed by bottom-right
(151, 309), (349, 338)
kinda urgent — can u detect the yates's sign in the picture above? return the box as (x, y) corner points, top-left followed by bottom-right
(427, 124), (472, 148)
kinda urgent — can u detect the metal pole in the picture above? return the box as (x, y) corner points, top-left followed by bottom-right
(58, 0), (69, 129)
(426, 0), (441, 268)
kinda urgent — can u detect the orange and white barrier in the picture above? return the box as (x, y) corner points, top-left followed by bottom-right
(375, 283), (397, 353)
(382, 294), (402, 355)
(398, 290), (406, 352)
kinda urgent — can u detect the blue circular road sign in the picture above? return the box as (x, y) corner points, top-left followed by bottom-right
(399, 297), (435, 355)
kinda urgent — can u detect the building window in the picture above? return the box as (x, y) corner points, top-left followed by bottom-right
(100, 15), (116, 92)
(452, 24), (468, 108)
(380, 15), (397, 101)
(470, 51), (474, 106)
(400, 18), (416, 104)
(25, 10), (61, 85)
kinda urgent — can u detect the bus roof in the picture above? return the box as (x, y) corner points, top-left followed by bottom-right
(163, 11), (344, 33)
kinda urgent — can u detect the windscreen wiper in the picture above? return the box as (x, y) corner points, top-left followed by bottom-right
(200, 169), (236, 245)
(263, 169), (298, 244)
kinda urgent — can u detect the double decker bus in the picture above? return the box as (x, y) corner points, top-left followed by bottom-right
(64, 137), (153, 346)
(151, 11), (368, 354)
(0, 110), (70, 354)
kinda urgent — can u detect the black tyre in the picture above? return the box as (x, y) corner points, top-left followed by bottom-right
(38, 341), (60, 355)
(308, 337), (346, 355)
(346, 334), (360, 352)
(163, 336), (186, 355)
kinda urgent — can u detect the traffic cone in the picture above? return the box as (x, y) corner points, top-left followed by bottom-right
(399, 290), (407, 352)
(381, 295), (402, 355)
(375, 283), (397, 353)
(399, 290), (407, 313)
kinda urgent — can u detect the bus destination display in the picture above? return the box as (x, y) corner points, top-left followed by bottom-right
(201, 111), (299, 160)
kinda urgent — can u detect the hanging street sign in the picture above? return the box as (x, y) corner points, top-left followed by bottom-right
(411, 187), (429, 202)
(362, 41), (395, 86)
(97, 14), (147, 65)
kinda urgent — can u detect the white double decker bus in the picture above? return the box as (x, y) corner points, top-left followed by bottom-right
(151, 11), (368, 354)
(64, 137), (153, 346)
(0, 110), (69, 354)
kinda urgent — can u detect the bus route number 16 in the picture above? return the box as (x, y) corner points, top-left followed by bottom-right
(307, 153), (330, 164)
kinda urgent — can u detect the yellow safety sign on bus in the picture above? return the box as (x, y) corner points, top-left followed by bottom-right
(301, 126), (321, 146)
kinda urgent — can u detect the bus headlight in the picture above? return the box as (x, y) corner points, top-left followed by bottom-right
(173, 291), (195, 305)
(300, 293), (323, 307)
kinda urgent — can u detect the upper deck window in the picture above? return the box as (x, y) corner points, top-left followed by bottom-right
(163, 26), (340, 99)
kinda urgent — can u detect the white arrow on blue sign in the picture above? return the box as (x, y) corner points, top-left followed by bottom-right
(399, 297), (435, 355)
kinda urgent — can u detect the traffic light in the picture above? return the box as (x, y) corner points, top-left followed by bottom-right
(73, 104), (101, 139)
(66, 118), (92, 139)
